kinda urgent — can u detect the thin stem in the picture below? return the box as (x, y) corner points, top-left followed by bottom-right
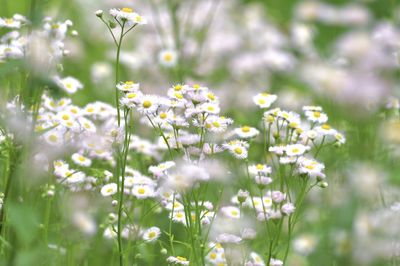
(115, 21), (126, 127)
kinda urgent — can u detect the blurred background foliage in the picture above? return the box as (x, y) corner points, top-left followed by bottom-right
(1, 0), (400, 265)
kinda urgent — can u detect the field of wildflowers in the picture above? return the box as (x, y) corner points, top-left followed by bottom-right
(0, 0), (400, 265)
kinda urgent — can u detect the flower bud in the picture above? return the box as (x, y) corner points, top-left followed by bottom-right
(95, 10), (104, 18)
(318, 181), (328, 188)
(237, 189), (249, 204)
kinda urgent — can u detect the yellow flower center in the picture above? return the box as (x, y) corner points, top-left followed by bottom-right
(65, 83), (72, 89)
(241, 126), (250, 133)
(322, 124), (331, 130)
(207, 93), (215, 101)
(87, 107), (94, 113)
(292, 148), (300, 153)
(5, 18), (14, 24)
(62, 114), (70, 120)
(261, 92), (270, 96)
(137, 188), (146, 194)
(231, 210), (238, 216)
(148, 231), (156, 238)
(163, 53), (173, 62)
(313, 111), (321, 118)
(256, 164), (263, 170)
(212, 121), (220, 127)
(234, 147), (243, 154)
(78, 156), (86, 162)
(125, 81), (134, 85)
(210, 253), (217, 260)
(258, 99), (266, 105)
(143, 100), (152, 108)
(51, 24), (60, 29)
(207, 106), (214, 111)
(193, 84), (200, 90)
(174, 92), (183, 99)
(177, 256), (187, 261)
(135, 16), (142, 22)
(121, 7), (133, 13)
(48, 135), (58, 142)
(159, 112), (167, 119)
(176, 212), (183, 218)
(127, 93), (137, 99)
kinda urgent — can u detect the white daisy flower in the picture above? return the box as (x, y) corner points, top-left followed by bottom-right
(281, 202), (295, 215)
(305, 110), (328, 124)
(132, 184), (155, 199)
(166, 256), (189, 265)
(55, 76), (83, 94)
(0, 45), (24, 59)
(302, 106), (322, 112)
(101, 183), (118, 196)
(65, 171), (86, 184)
(334, 132), (346, 145)
(171, 210), (186, 224)
(137, 95), (159, 114)
(269, 258), (283, 266)
(315, 124), (337, 135)
(234, 126), (260, 139)
(205, 116), (233, 133)
(254, 176), (273, 186)
(0, 17), (21, 29)
(199, 102), (220, 114)
(148, 161), (175, 177)
(158, 49), (178, 67)
(285, 144), (310, 156)
(116, 81), (140, 92)
(221, 206), (240, 219)
(253, 92), (278, 108)
(109, 8), (147, 26)
(142, 226), (161, 242)
(120, 91), (143, 107)
(248, 164), (272, 176)
(71, 153), (92, 167)
(44, 130), (63, 146)
(224, 140), (248, 160)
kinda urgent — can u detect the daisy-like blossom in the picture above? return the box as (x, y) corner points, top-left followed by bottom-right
(101, 183), (118, 197)
(223, 140), (249, 159)
(234, 126), (260, 139)
(109, 7), (147, 26)
(285, 144), (310, 157)
(247, 252), (265, 266)
(269, 258), (283, 266)
(253, 92), (278, 108)
(220, 206), (241, 219)
(148, 161), (175, 177)
(167, 256), (190, 265)
(248, 164), (272, 176)
(137, 95), (159, 114)
(116, 80), (140, 92)
(281, 202), (296, 215)
(0, 15), (25, 29)
(315, 124), (337, 135)
(54, 76), (83, 94)
(132, 184), (155, 199)
(305, 110), (328, 124)
(142, 226), (161, 242)
(71, 153), (92, 167)
(158, 49), (178, 67)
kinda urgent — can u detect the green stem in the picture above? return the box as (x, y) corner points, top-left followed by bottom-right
(115, 21), (126, 127)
